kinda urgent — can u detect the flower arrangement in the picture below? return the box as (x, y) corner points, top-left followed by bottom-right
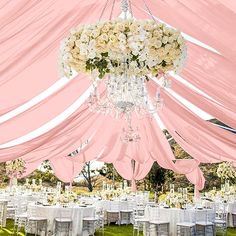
(100, 187), (131, 200)
(159, 192), (192, 208)
(5, 158), (26, 178)
(60, 18), (186, 79)
(47, 193), (56, 205)
(47, 192), (77, 205)
(217, 162), (236, 181)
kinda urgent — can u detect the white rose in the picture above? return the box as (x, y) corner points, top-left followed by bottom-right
(162, 36), (168, 44)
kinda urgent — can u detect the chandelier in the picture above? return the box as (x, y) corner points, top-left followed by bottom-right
(60, 0), (187, 143)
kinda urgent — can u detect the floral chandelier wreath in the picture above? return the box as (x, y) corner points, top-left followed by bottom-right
(60, 0), (187, 143)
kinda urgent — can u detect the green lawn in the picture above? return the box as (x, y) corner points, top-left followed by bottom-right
(0, 220), (235, 235)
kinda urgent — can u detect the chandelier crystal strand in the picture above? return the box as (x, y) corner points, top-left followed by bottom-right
(128, 0), (133, 17)
(121, 0), (129, 13)
(120, 113), (140, 143)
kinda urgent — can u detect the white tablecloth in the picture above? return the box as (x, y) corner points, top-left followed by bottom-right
(227, 202), (236, 227)
(145, 207), (215, 236)
(28, 204), (95, 236)
(95, 200), (136, 211)
(0, 193), (39, 204)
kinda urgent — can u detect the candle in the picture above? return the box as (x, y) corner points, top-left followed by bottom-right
(154, 192), (157, 202)
(225, 180), (230, 193)
(183, 188), (188, 195)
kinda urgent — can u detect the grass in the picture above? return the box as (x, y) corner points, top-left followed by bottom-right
(0, 220), (235, 235)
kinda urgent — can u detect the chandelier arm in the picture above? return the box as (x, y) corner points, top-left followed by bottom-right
(109, 0), (116, 20)
(128, 0), (133, 17)
(99, 0), (110, 21)
(142, 0), (157, 22)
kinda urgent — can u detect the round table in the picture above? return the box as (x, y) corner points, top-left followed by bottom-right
(145, 206), (215, 236)
(27, 204), (95, 236)
(95, 199), (137, 211)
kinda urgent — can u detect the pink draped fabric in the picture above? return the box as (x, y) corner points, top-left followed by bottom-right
(182, 43), (236, 112)
(20, 155), (84, 183)
(0, 48), (61, 115)
(0, 0), (121, 115)
(50, 156), (84, 183)
(171, 79), (236, 130)
(217, 0), (236, 13)
(0, 74), (90, 144)
(186, 167), (206, 198)
(113, 158), (153, 192)
(146, 116), (200, 173)
(0, 106), (91, 161)
(19, 159), (43, 179)
(113, 157), (204, 192)
(157, 89), (236, 163)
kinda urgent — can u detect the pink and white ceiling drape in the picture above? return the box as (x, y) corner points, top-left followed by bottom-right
(0, 0), (235, 192)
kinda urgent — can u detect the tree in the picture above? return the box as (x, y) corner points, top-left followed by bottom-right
(98, 163), (122, 185)
(145, 162), (168, 191)
(0, 162), (8, 187)
(80, 162), (98, 192)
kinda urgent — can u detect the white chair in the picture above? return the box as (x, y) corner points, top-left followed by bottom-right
(25, 205), (48, 236)
(149, 207), (170, 236)
(0, 202), (5, 228)
(214, 203), (227, 236)
(6, 197), (17, 219)
(106, 201), (120, 225)
(14, 201), (28, 234)
(232, 213), (236, 227)
(95, 209), (105, 235)
(176, 208), (196, 236)
(83, 216), (97, 236)
(195, 209), (215, 236)
(132, 208), (150, 236)
(54, 207), (73, 236)
(120, 201), (136, 225)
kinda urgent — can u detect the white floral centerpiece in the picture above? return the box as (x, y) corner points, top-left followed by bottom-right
(47, 193), (57, 205)
(5, 158), (26, 178)
(217, 162), (236, 181)
(100, 187), (131, 200)
(61, 18), (186, 79)
(6, 159), (26, 188)
(159, 192), (192, 208)
(59, 192), (77, 204)
(47, 192), (77, 205)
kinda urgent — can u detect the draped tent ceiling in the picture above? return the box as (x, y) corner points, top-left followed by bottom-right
(0, 0), (236, 193)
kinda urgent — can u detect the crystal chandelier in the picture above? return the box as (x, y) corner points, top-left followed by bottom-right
(60, 0), (187, 142)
